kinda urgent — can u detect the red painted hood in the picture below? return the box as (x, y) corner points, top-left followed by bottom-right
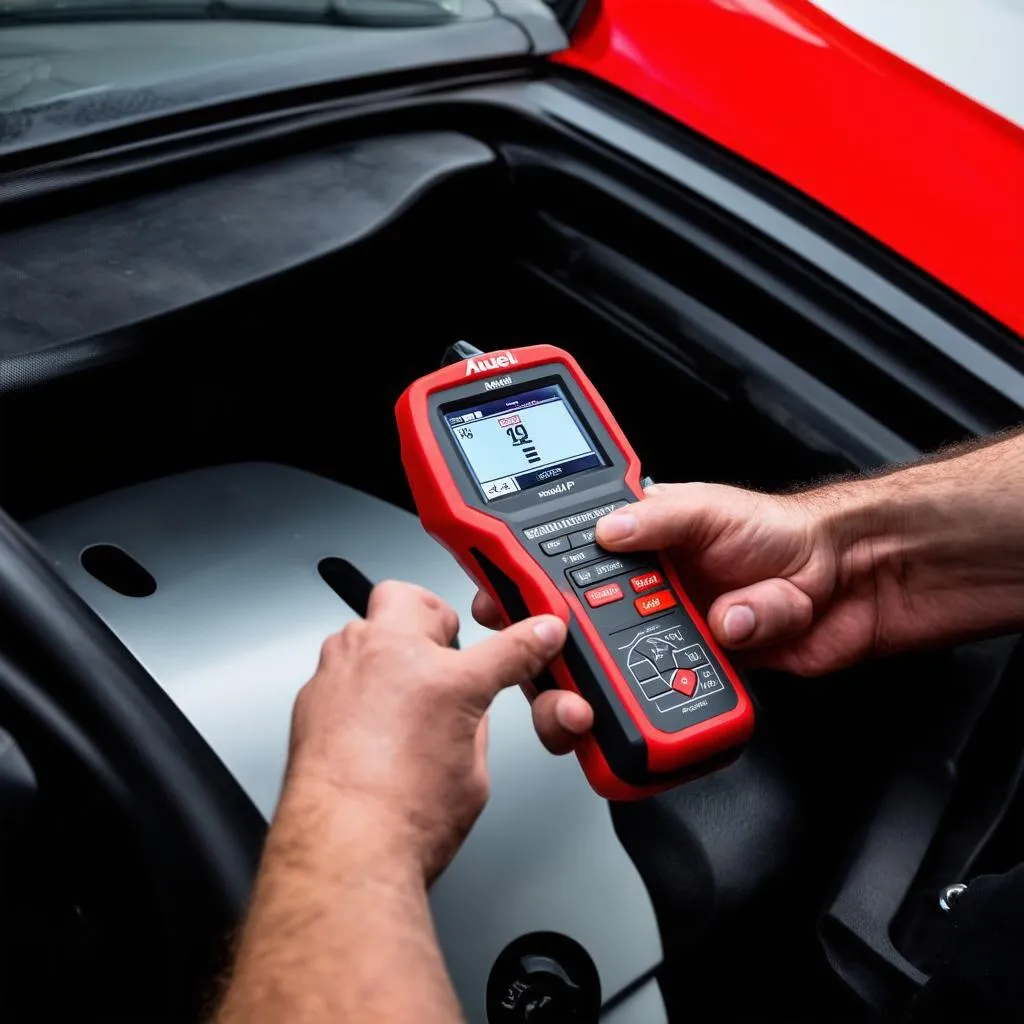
(555, 0), (1024, 337)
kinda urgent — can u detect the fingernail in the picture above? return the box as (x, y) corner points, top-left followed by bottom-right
(533, 617), (566, 650)
(597, 511), (637, 543)
(723, 605), (756, 643)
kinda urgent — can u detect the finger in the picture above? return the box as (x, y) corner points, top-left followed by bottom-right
(471, 589), (506, 631)
(531, 690), (594, 755)
(596, 482), (739, 553)
(458, 615), (567, 703)
(706, 578), (814, 650)
(366, 579), (459, 646)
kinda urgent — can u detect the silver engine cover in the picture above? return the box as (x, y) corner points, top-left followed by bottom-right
(28, 462), (664, 1022)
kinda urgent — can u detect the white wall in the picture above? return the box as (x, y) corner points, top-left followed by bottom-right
(812, 0), (1024, 126)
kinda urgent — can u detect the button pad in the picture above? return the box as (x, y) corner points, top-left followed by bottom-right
(584, 582), (624, 608)
(670, 669), (698, 697)
(676, 644), (707, 669)
(541, 536), (571, 556)
(629, 571), (663, 593)
(610, 621), (731, 729)
(634, 589), (677, 616)
(569, 526), (597, 548)
(629, 656), (658, 682)
(522, 502), (628, 542)
(640, 674), (672, 699)
(552, 544), (602, 570)
(570, 556), (637, 588)
(521, 496), (736, 735)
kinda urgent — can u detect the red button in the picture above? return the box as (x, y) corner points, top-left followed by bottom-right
(671, 669), (698, 697)
(584, 582), (624, 608)
(629, 571), (664, 593)
(634, 589), (677, 616)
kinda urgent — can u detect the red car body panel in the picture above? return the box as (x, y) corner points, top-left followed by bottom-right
(555, 0), (1024, 336)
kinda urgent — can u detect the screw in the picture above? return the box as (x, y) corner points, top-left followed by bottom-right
(939, 882), (968, 912)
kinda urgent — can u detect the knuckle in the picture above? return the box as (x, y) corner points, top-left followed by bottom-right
(319, 619), (369, 661)
(507, 629), (544, 677)
(371, 578), (405, 602)
(342, 618), (372, 643)
(419, 588), (447, 614)
(318, 631), (345, 664)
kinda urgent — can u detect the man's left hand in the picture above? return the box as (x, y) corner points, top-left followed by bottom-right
(288, 580), (567, 882)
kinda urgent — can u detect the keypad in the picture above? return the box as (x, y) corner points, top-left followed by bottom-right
(570, 556), (635, 587)
(611, 623), (727, 720)
(568, 527), (597, 548)
(524, 497), (735, 733)
(541, 536), (571, 556)
(584, 582), (624, 608)
(629, 571), (663, 593)
(522, 502), (628, 542)
(553, 545), (602, 570)
(634, 589), (677, 616)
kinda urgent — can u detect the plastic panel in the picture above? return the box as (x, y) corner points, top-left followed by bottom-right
(0, 132), (493, 389)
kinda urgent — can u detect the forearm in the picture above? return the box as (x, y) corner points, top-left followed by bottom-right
(816, 430), (1024, 649)
(216, 778), (463, 1024)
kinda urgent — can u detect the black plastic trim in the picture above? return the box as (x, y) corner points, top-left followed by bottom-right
(0, 505), (265, 918)
(0, 131), (495, 390)
(520, 240), (919, 470)
(499, 147), (1022, 447)
(0, 23), (530, 169)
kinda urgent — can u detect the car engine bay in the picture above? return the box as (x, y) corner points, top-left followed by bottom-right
(0, 81), (1022, 1022)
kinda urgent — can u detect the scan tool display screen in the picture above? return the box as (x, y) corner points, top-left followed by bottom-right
(443, 383), (606, 502)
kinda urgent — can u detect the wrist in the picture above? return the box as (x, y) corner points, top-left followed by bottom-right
(798, 436), (1024, 646)
(273, 770), (425, 886)
(809, 473), (912, 567)
(824, 444), (1024, 580)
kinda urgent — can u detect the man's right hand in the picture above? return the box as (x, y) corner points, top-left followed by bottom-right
(474, 482), (859, 753)
(473, 432), (1024, 755)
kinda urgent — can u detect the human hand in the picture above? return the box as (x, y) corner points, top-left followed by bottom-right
(288, 580), (566, 882)
(473, 481), (884, 752)
(475, 434), (1024, 754)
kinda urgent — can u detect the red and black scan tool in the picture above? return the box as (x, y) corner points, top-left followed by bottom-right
(396, 345), (754, 799)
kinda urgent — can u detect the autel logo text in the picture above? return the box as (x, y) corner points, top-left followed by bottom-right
(465, 352), (518, 376)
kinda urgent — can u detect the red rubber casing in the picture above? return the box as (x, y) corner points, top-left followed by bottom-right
(396, 344), (754, 799)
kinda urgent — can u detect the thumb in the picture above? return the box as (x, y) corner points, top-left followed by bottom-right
(595, 483), (724, 552)
(458, 615), (567, 704)
(707, 578), (814, 650)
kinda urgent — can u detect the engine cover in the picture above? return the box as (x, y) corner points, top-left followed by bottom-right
(28, 462), (664, 1023)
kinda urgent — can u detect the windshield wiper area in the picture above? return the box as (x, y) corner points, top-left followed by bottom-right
(0, 0), (464, 27)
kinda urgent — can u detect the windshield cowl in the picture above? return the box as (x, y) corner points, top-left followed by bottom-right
(0, 0), (467, 28)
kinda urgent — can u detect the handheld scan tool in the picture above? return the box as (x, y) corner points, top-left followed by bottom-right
(396, 345), (754, 798)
